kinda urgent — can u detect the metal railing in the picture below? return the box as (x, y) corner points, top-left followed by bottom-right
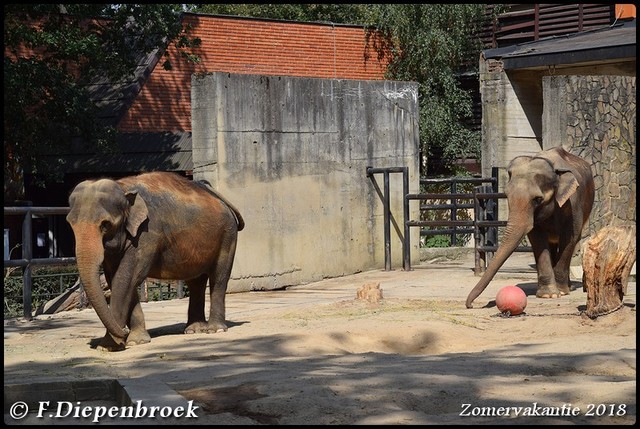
(4, 206), (75, 319)
(365, 166), (410, 271)
(9, 173), (537, 315)
(407, 175), (499, 247)
(368, 166), (533, 273)
(473, 185), (532, 274)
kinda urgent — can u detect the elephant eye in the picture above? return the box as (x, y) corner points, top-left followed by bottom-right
(532, 196), (544, 206)
(100, 220), (112, 233)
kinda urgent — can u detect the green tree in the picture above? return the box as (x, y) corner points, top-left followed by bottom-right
(195, 3), (376, 24)
(4, 4), (200, 202)
(195, 4), (490, 177)
(368, 4), (487, 176)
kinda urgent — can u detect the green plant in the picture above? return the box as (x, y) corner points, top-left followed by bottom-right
(4, 265), (79, 319)
(424, 235), (452, 248)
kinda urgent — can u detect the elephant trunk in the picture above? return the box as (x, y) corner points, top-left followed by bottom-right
(73, 224), (129, 340)
(465, 212), (532, 308)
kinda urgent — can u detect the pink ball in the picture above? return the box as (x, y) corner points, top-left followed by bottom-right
(495, 286), (527, 315)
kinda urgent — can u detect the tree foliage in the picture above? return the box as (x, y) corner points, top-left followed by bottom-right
(369, 4), (487, 176)
(4, 4), (199, 202)
(4, 4), (493, 203)
(196, 4), (489, 176)
(195, 4), (376, 24)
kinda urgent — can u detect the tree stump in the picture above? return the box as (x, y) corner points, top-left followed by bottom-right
(582, 225), (636, 318)
(356, 282), (383, 303)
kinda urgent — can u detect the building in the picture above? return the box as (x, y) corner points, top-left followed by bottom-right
(11, 13), (393, 260)
(24, 5), (635, 202)
(479, 4), (636, 241)
(32, 13), (391, 202)
(9, 5), (636, 261)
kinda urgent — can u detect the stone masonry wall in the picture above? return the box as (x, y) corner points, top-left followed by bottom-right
(543, 75), (636, 242)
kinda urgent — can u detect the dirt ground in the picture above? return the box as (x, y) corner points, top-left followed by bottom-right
(4, 252), (636, 425)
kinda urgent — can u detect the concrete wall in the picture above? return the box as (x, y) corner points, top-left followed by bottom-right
(191, 72), (420, 292)
(480, 66), (545, 180)
(479, 64), (546, 222)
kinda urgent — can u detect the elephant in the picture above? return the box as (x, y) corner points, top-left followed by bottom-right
(466, 147), (594, 308)
(66, 171), (244, 351)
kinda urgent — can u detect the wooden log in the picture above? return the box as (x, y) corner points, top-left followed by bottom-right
(582, 225), (636, 318)
(35, 275), (110, 316)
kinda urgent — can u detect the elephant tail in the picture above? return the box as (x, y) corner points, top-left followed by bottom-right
(196, 180), (245, 232)
(225, 201), (245, 232)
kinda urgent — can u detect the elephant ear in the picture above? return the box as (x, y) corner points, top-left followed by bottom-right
(124, 191), (149, 237)
(555, 168), (579, 207)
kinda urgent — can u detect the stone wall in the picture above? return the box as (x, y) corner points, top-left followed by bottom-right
(543, 75), (636, 240)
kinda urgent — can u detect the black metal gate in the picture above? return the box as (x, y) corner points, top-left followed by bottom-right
(367, 166), (531, 273)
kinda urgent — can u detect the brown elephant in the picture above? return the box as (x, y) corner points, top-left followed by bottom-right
(466, 147), (594, 308)
(66, 172), (244, 351)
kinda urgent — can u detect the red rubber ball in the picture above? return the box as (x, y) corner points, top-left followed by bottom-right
(495, 286), (527, 315)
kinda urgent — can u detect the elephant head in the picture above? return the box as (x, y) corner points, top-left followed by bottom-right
(465, 153), (580, 308)
(66, 179), (149, 341)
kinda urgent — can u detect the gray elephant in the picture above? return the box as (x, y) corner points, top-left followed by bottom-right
(466, 147), (594, 308)
(66, 172), (244, 351)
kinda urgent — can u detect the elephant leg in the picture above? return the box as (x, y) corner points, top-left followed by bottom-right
(552, 230), (579, 295)
(97, 264), (148, 350)
(185, 274), (208, 334)
(125, 292), (151, 346)
(207, 238), (237, 333)
(528, 229), (564, 298)
(207, 272), (229, 333)
(95, 266), (126, 351)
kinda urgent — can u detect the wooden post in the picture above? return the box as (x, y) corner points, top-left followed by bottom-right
(582, 225), (636, 318)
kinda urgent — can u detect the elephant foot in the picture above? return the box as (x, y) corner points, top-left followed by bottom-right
(184, 321), (209, 334)
(96, 334), (126, 352)
(207, 320), (228, 333)
(559, 284), (572, 295)
(126, 330), (151, 347)
(536, 285), (570, 299)
(184, 320), (228, 334)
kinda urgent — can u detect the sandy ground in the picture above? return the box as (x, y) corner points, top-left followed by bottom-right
(4, 253), (636, 425)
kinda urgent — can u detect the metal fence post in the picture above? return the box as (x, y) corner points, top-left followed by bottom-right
(383, 170), (391, 271)
(402, 167), (410, 271)
(366, 166), (409, 271)
(22, 209), (33, 319)
(177, 280), (184, 299)
(451, 179), (457, 246)
(474, 185), (487, 275)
